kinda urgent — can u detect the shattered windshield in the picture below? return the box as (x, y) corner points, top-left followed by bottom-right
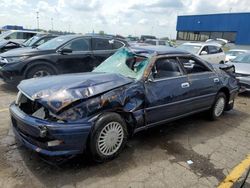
(93, 48), (150, 80)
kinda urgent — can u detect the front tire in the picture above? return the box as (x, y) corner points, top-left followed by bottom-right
(26, 65), (56, 79)
(208, 92), (227, 120)
(89, 113), (128, 162)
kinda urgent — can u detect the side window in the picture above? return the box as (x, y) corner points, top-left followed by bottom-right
(200, 46), (209, 54)
(93, 38), (113, 50)
(179, 57), (211, 74)
(113, 40), (124, 49)
(64, 38), (90, 51)
(16, 32), (24, 39)
(152, 58), (182, 80)
(218, 47), (223, 53)
(208, 46), (220, 54)
(158, 41), (166, 45)
(23, 33), (35, 40)
(6, 32), (17, 39)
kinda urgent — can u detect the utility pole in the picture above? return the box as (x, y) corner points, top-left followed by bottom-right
(36, 11), (40, 31)
(68, 23), (71, 33)
(51, 18), (54, 31)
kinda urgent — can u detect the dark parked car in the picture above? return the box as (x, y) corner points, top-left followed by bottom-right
(10, 46), (238, 162)
(22, 34), (58, 48)
(0, 35), (127, 84)
(0, 34), (57, 54)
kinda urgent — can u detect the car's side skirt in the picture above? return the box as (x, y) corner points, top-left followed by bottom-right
(133, 107), (210, 134)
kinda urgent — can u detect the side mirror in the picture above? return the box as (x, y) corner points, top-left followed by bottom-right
(58, 48), (72, 54)
(200, 51), (208, 55)
(184, 63), (194, 69)
(5, 36), (10, 40)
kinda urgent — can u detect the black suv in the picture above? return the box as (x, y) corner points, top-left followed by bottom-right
(0, 35), (127, 84)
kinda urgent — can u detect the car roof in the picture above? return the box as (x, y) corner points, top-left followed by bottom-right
(7, 30), (40, 34)
(182, 42), (222, 47)
(85, 33), (125, 39)
(130, 45), (190, 56)
(145, 39), (164, 42)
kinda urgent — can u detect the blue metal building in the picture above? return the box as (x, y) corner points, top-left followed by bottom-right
(176, 13), (250, 45)
(2, 25), (24, 30)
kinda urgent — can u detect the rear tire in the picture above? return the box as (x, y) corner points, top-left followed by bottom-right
(208, 92), (227, 120)
(26, 65), (56, 79)
(89, 113), (128, 162)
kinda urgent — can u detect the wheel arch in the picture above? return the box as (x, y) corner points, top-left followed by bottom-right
(22, 60), (58, 78)
(218, 87), (230, 104)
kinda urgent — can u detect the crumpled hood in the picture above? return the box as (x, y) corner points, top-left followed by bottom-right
(0, 40), (20, 48)
(18, 72), (133, 113)
(211, 63), (235, 75)
(229, 62), (250, 75)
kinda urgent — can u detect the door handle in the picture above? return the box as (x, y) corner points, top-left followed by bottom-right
(214, 78), (220, 83)
(181, 82), (190, 88)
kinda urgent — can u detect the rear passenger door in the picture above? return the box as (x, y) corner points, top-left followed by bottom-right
(144, 57), (191, 125)
(92, 38), (114, 64)
(178, 56), (219, 111)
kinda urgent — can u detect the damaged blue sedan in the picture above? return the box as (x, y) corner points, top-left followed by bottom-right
(10, 46), (239, 162)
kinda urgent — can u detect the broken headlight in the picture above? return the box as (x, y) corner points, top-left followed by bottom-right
(56, 97), (101, 121)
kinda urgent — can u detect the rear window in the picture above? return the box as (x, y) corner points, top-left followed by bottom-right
(208, 46), (222, 54)
(145, 40), (156, 45)
(93, 38), (113, 50)
(113, 40), (124, 49)
(158, 41), (166, 45)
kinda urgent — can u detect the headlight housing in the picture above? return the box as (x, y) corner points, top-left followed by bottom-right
(56, 97), (101, 121)
(5, 56), (28, 63)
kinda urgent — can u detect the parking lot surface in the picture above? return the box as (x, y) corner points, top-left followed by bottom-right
(0, 80), (250, 188)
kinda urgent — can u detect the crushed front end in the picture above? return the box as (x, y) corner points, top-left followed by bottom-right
(10, 91), (92, 156)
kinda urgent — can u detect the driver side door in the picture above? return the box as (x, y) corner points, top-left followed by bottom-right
(56, 37), (94, 74)
(144, 57), (192, 125)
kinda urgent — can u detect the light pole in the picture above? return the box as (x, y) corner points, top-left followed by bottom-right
(36, 11), (40, 31)
(68, 23), (71, 33)
(51, 18), (54, 31)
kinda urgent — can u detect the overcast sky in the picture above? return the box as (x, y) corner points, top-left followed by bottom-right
(0, 0), (250, 38)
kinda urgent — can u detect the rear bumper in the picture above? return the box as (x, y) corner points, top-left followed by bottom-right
(10, 103), (92, 156)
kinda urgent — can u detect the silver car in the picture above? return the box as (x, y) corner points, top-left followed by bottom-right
(229, 53), (250, 92)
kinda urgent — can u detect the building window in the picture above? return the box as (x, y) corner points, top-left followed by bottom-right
(177, 31), (237, 43)
(200, 32), (210, 41)
(177, 32), (185, 40)
(210, 32), (223, 39)
(222, 32), (236, 42)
